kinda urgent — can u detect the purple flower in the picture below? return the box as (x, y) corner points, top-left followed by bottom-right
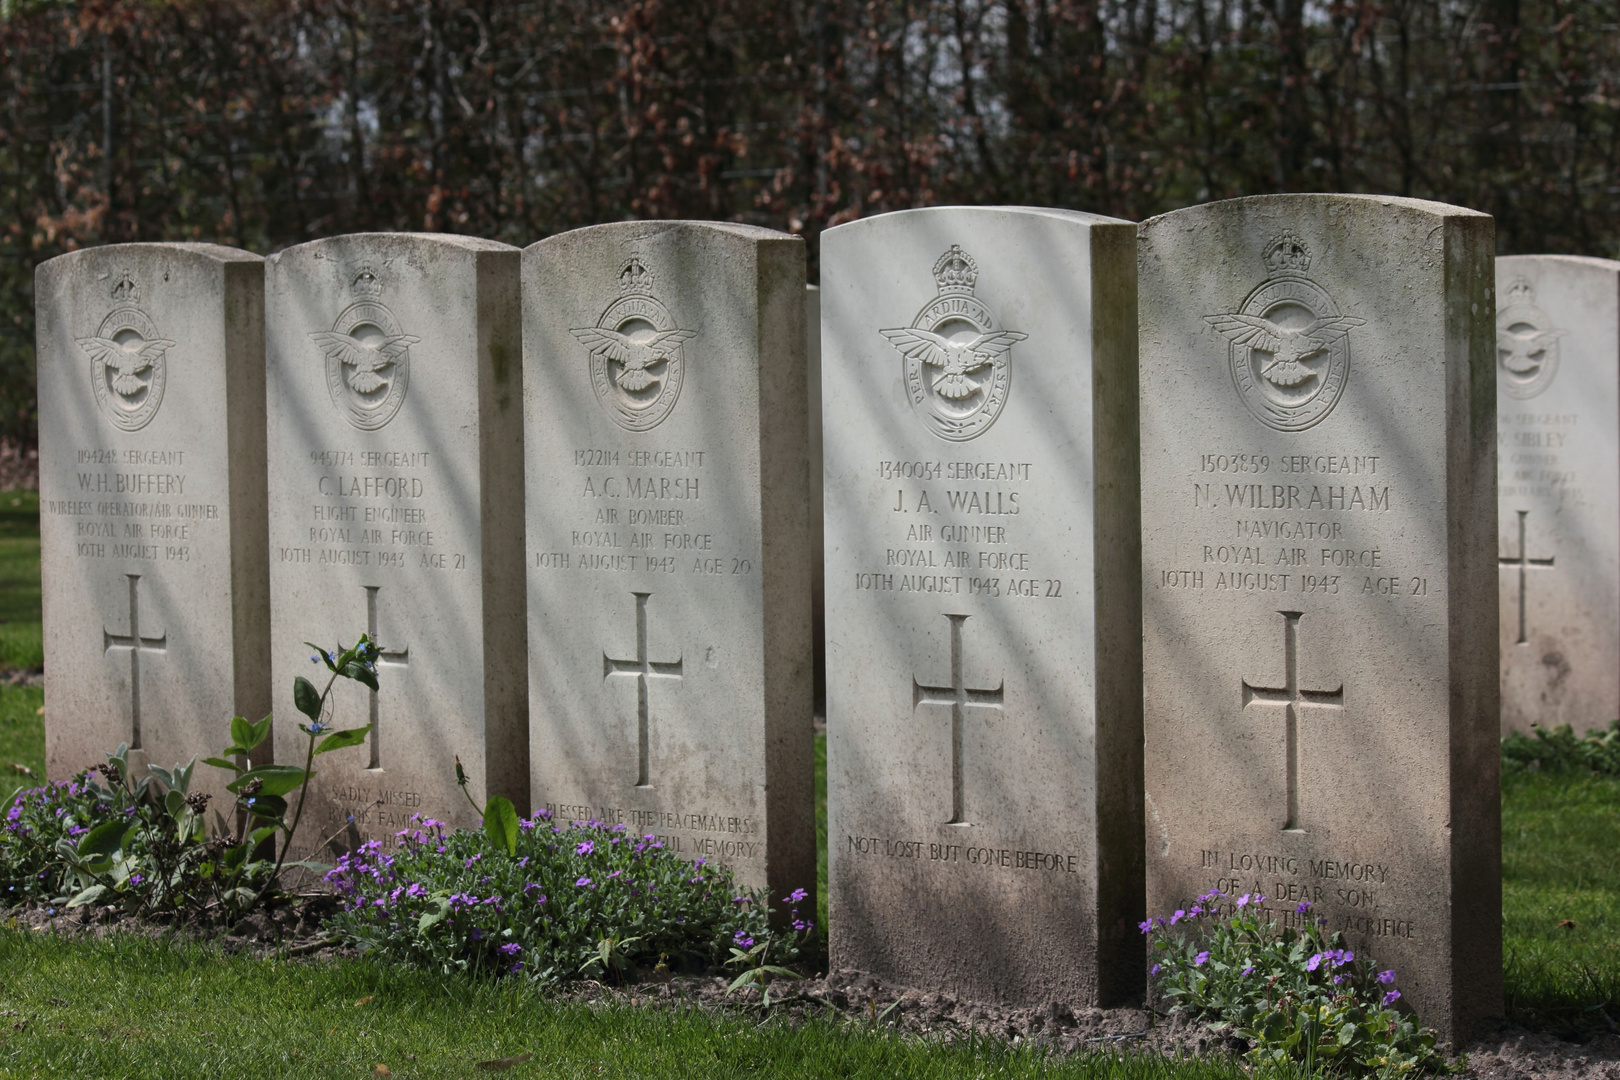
(1377, 969), (1396, 985)
(499, 943), (521, 956)
(1383, 990), (1402, 1005)
(1188, 905), (1204, 918)
(1150, 963), (1162, 976)
(785, 888), (808, 904)
(733, 931), (754, 948)
(1240, 965), (1255, 977)
(511, 962), (525, 974)
(1169, 909), (1186, 925)
(1193, 951), (1210, 967)
(1296, 900), (1312, 914)
(1138, 919), (1154, 934)
(1305, 952), (1324, 972)
(576, 840), (594, 856)
(575, 876), (592, 887)
(1235, 893), (1251, 909)
(469, 928), (483, 941)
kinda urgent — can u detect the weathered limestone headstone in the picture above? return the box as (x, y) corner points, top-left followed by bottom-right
(1494, 256), (1620, 734)
(265, 233), (526, 852)
(36, 244), (269, 793)
(523, 222), (814, 900)
(1139, 195), (1500, 1041)
(822, 207), (1143, 1005)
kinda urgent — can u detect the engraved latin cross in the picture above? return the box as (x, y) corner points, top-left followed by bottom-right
(1241, 610), (1343, 832)
(912, 613), (1004, 826)
(362, 586), (410, 769)
(103, 573), (166, 751)
(603, 592), (683, 788)
(1499, 509), (1555, 646)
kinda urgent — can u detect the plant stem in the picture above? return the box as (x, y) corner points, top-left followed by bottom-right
(251, 668), (338, 908)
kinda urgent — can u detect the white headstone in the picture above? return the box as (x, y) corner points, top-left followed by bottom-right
(822, 206), (1143, 1004)
(522, 221), (815, 900)
(36, 244), (269, 794)
(1494, 256), (1620, 734)
(265, 233), (527, 853)
(1139, 195), (1500, 1042)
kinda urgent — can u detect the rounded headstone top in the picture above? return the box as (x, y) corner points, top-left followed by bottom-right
(1142, 192), (1492, 230)
(526, 220), (796, 253)
(826, 204), (1134, 239)
(1498, 252), (1620, 274)
(267, 232), (517, 267)
(37, 242), (262, 280)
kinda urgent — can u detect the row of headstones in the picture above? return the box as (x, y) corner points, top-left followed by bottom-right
(33, 198), (1620, 1042)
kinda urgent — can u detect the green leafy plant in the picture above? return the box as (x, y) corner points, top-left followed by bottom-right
(205, 634), (376, 912)
(723, 892), (813, 1010)
(1146, 889), (1454, 1076)
(0, 633), (376, 923)
(1502, 720), (1620, 776)
(325, 810), (808, 985)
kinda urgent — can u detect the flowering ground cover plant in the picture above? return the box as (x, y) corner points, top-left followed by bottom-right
(0, 633), (377, 922)
(326, 810), (812, 987)
(1146, 889), (1453, 1076)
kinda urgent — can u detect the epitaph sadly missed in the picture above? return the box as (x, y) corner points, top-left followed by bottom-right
(523, 222), (814, 901)
(1139, 195), (1500, 1042)
(37, 244), (269, 793)
(823, 207), (1143, 1005)
(1494, 256), (1620, 734)
(265, 234), (527, 853)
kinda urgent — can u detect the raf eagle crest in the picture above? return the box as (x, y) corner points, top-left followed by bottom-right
(880, 245), (1026, 441)
(572, 255), (697, 432)
(308, 265), (416, 430)
(1496, 279), (1564, 400)
(1205, 235), (1363, 432)
(78, 269), (173, 432)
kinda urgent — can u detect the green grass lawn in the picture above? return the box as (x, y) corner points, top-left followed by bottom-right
(0, 932), (1270, 1080)
(0, 490), (41, 673)
(1502, 768), (1620, 1035)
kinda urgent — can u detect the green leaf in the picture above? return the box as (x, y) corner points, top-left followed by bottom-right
(249, 825), (280, 846)
(203, 756), (245, 774)
(77, 819), (129, 859)
(227, 765), (308, 798)
(418, 896), (450, 932)
(293, 676), (323, 722)
(303, 642), (336, 672)
(483, 796), (519, 857)
(164, 789), (185, 819)
(341, 661), (379, 692)
(248, 715), (272, 749)
(230, 715), (256, 751)
(314, 725), (372, 756)
(67, 884), (108, 908)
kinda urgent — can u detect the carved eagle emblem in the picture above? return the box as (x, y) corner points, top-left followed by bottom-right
(879, 328), (1028, 400)
(570, 327), (697, 392)
(1204, 313), (1365, 389)
(309, 330), (421, 394)
(77, 336), (175, 397)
